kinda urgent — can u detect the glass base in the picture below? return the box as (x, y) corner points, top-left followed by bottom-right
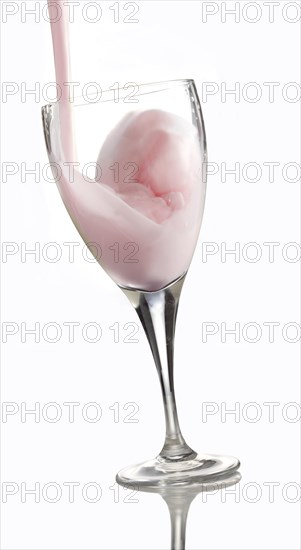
(116, 453), (240, 489)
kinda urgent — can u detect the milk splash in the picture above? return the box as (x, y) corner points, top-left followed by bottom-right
(46, 1), (206, 291)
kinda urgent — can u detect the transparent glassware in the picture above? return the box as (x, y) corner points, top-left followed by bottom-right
(42, 79), (240, 487)
(123, 471), (241, 550)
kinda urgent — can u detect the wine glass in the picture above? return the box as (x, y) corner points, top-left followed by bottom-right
(42, 79), (240, 487)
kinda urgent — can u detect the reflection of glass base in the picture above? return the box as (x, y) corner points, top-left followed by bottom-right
(116, 453), (240, 489)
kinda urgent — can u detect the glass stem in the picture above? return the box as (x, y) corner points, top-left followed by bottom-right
(163, 490), (196, 550)
(121, 274), (196, 461)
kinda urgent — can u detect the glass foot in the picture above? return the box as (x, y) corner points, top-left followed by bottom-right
(116, 453), (240, 488)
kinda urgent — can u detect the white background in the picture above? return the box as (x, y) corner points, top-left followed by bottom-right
(0, 1), (300, 549)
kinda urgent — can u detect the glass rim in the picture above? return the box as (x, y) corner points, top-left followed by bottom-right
(41, 78), (195, 110)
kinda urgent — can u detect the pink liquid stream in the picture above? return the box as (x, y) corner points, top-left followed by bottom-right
(47, 0), (75, 161)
